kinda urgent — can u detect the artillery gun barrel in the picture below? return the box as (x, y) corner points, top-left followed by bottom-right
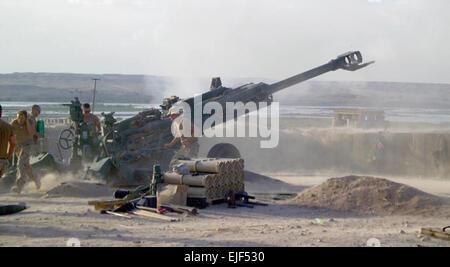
(182, 51), (374, 127)
(268, 61), (336, 94)
(267, 51), (374, 95)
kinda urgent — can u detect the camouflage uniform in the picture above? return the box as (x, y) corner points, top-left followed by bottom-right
(15, 145), (37, 189)
(83, 113), (101, 160)
(11, 119), (39, 192)
(28, 115), (40, 156)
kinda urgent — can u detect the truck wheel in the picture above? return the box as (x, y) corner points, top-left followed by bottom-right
(207, 143), (241, 159)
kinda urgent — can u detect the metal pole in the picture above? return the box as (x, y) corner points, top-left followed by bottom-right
(91, 78), (100, 113)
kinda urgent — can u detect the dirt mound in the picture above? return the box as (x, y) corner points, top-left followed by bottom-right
(244, 171), (303, 193)
(288, 176), (445, 216)
(43, 182), (114, 198)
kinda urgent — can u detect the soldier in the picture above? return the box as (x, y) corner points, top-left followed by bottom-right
(0, 105), (16, 178)
(28, 105), (44, 155)
(82, 103), (101, 158)
(10, 110), (40, 193)
(165, 106), (200, 169)
(82, 103), (101, 135)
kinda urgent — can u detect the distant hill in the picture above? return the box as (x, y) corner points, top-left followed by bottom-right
(1, 72), (449, 108)
(0, 73), (171, 103)
(275, 80), (450, 109)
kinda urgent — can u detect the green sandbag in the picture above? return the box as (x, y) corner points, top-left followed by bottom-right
(0, 205), (27, 216)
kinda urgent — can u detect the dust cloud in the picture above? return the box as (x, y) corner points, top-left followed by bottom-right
(200, 121), (450, 179)
(22, 171), (93, 194)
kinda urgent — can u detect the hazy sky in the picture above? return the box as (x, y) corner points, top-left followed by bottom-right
(0, 0), (449, 83)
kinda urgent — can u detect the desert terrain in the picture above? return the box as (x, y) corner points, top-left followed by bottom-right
(1, 118), (449, 247)
(2, 0), (450, 249)
(0, 174), (449, 247)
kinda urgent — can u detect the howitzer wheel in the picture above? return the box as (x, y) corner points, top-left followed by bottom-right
(59, 128), (75, 150)
(207, 143), (241, 159)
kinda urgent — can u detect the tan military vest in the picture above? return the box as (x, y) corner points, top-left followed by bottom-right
(11, 119), (33, 146)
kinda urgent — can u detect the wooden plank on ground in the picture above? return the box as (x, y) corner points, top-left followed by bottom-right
(420, 228), (450, 241)
(131, 209), (180, 222)
(88, 198), (139, 211)
(160, 203), (198, 215)
(101, 210), (132, 219)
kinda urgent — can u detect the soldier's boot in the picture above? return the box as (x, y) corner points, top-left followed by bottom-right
(10, 185), (22, 194)
(11, 172), (27, 194)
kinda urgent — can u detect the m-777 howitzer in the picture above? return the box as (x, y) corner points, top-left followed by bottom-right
(57, 51), (374, 187)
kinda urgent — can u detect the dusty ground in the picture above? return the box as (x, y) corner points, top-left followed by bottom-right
(0, 174), (449, 247)
(1, 119), (450, 247)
